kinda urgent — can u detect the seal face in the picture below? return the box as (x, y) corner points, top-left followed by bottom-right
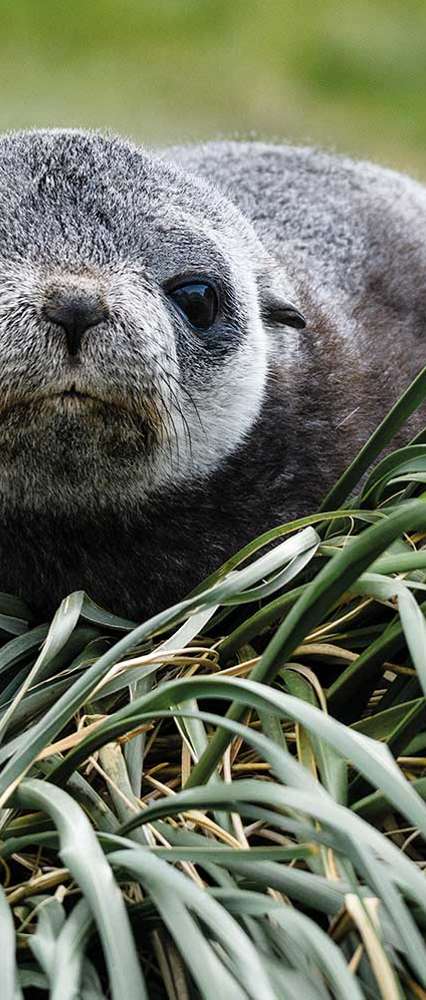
(0, 129), (286, 517)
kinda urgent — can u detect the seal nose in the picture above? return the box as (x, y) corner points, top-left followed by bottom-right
(44, 288), (109, 357)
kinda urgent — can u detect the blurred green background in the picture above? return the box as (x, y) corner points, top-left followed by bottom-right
(1, 0), (426, 176)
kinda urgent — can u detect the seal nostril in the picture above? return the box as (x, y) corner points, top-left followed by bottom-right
(43, 289), (109, 357)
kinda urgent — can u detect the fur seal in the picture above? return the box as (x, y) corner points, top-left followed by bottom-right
(0, 129), (424, 619)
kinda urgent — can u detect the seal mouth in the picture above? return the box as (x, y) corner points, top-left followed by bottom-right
(55, 384), (95, 403)
(0, 382), (166, 443)
(0, 382), (117, 416)
(42, 381), (113, 407)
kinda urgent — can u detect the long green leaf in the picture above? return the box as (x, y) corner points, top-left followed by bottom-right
(15, 779), (147, 1000)
(109, 847), (277, 1000)
(188, 500), (426, 785)
(0, 883), (22, 1000)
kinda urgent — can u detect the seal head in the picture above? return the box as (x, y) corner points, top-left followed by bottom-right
(0, 129), (301, 525)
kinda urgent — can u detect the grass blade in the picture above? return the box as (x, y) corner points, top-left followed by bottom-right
(15, 779), (147, 1000)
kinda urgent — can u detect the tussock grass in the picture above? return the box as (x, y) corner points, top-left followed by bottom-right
(2, 372), (426, 997)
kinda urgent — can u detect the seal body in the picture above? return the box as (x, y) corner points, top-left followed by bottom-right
(0, 130), (425, 619)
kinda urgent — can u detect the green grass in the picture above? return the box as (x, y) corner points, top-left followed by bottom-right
(2, 372), (426, 997)
(1, 0), (426, 177)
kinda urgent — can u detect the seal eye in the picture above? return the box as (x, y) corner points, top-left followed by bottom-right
(168, 281), (219, 331)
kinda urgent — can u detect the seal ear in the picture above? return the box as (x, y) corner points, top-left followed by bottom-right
(257, 268), (306, 330)
(261, 293), (306, 330)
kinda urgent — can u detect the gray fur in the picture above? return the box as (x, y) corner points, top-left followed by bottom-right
(0, 129), (424, 619)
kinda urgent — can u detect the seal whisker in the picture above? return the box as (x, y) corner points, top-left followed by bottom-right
(158, 374), (193, 468)
(145, 330), (205, 434)
(152, 381), (181, 472)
